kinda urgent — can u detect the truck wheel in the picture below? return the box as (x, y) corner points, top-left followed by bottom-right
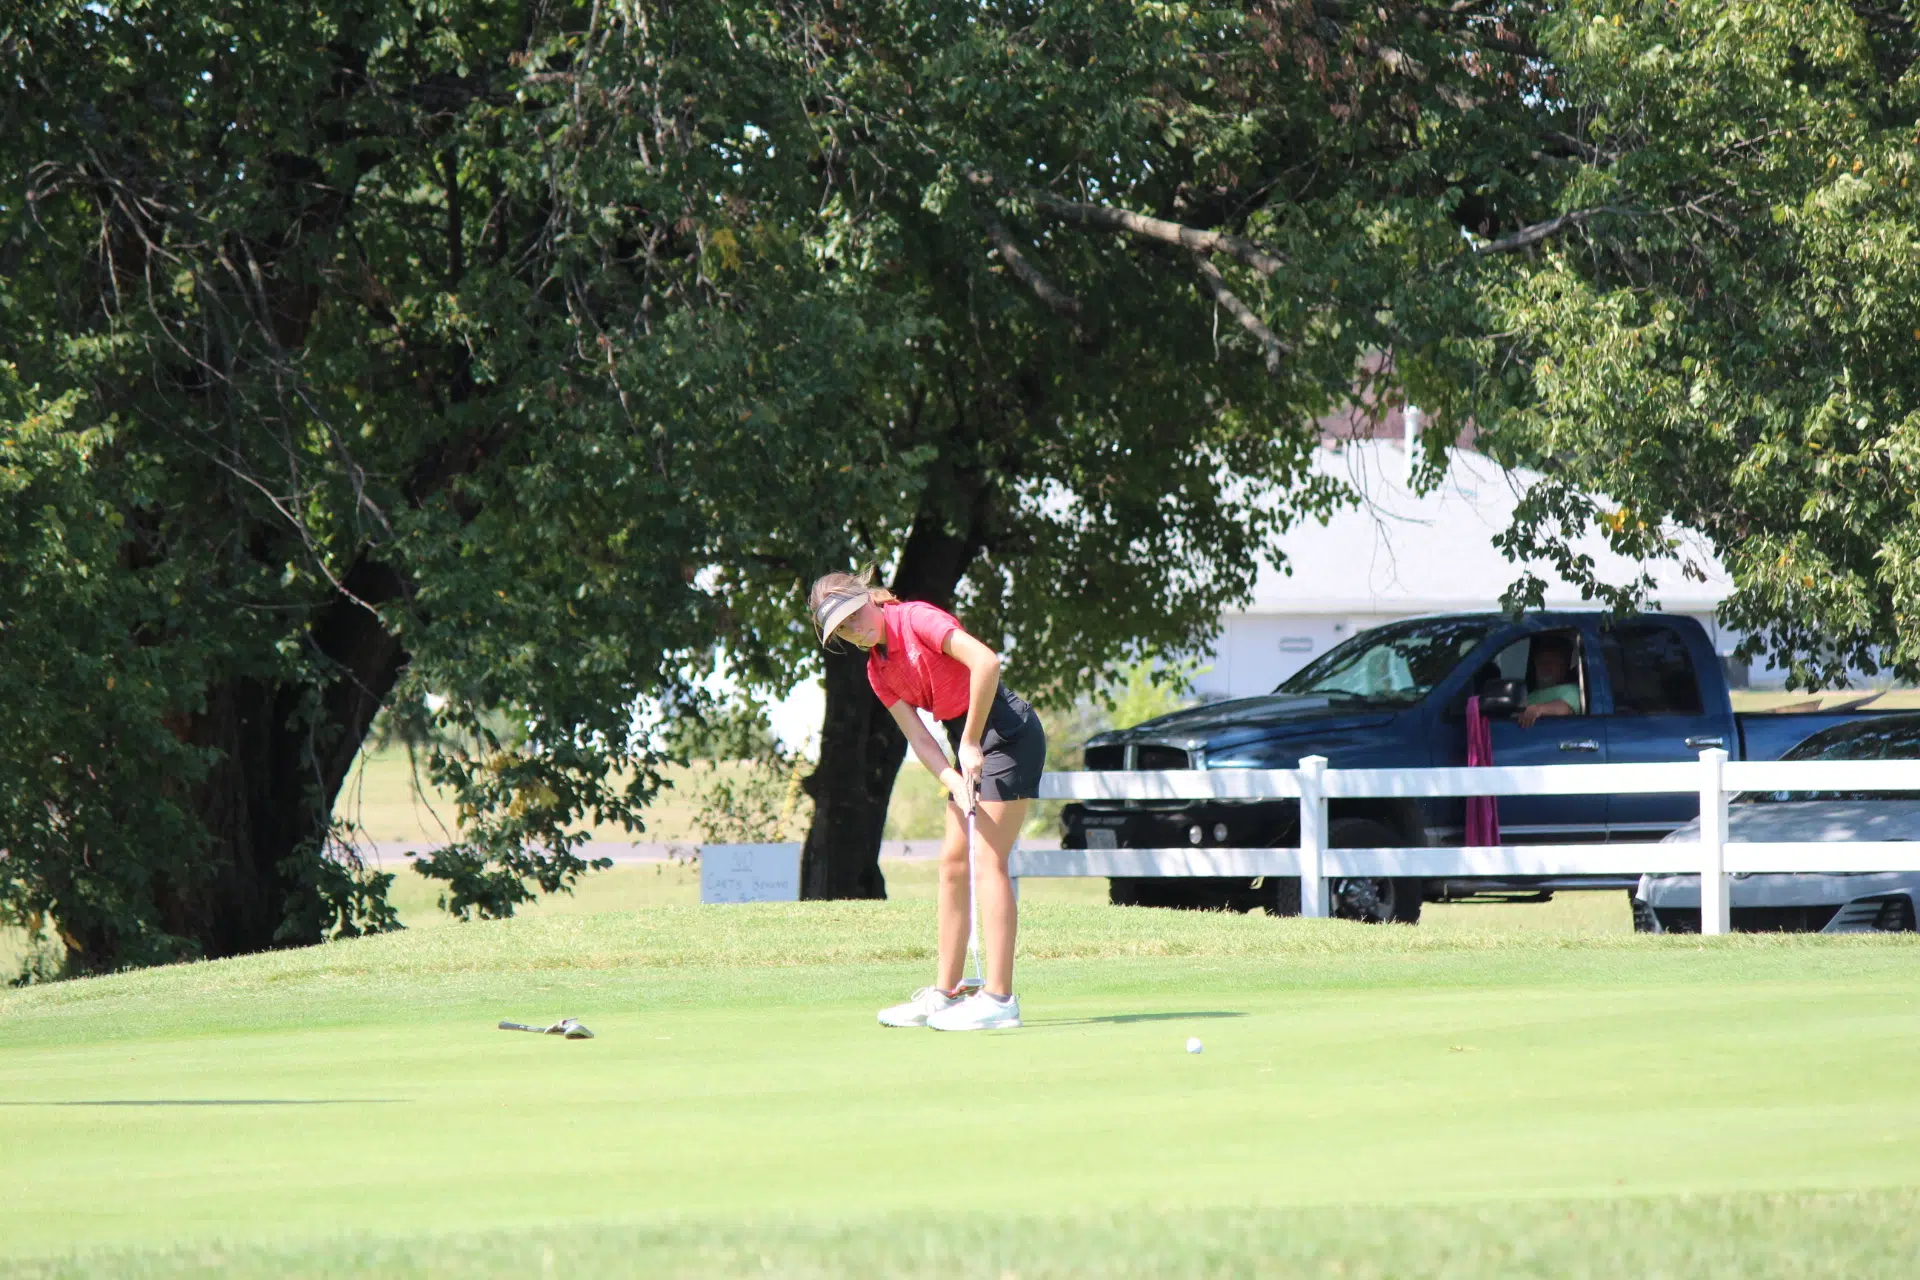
(1629, 892), (1662, 933)
(1328, 817), (1423, 925)
(1262, 876), (1302, 917)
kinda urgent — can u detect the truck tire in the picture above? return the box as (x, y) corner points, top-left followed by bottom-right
(1328, 817), (1423, 925)
(1630, 891), (1661, 933)
(1262, 875), (1303, 917)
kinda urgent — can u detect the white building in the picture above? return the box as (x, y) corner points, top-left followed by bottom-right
(1188, 439), (1745, 701)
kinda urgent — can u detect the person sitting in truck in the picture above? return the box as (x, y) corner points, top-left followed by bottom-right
(1515, 633), (1583, 729)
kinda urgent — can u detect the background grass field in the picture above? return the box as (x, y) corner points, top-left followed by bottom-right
(328, 745), (967, 847)
(5, 893), (1918, 1277)
(0, 853), (1633, 979)
(0, 731), (1633, 972)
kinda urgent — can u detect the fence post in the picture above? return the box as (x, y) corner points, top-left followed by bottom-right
(1698, 748), (1730, 936)
(1298, 755), (1328, 918)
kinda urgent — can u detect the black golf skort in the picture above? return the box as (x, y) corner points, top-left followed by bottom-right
(942, 685), (1048, 803)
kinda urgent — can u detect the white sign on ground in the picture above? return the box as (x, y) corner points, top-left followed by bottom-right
(700, 843), (802, 903)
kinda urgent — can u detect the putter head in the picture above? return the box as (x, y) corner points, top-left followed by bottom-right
(500, 1018), (594, 1039)
(954, 977), (985, 996)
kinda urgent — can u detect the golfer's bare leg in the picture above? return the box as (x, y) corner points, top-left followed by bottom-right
(936, 801), (971, 991)
(973, 798), (1028, 997)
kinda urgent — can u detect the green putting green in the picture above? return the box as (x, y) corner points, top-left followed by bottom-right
(2, 900), (1918, 1276)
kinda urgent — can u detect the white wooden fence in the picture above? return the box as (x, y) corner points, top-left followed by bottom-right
(1011, 749), (1920, 935)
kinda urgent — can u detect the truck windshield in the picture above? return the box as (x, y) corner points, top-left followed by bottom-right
(1276, 619), (1496, 706)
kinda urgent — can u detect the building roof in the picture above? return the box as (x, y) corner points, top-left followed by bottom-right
(1242, 441), (1731, 615)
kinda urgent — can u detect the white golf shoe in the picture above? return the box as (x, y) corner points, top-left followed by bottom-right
(927, 990), (1022, 1032)
(877, 986), (962, 1028)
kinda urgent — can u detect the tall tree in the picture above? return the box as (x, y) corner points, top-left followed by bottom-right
(0, 0), (913, 972)
(17, 0), (1882, 968)
(1458, 1), (1920, 688)
(708, 1), (1567, 898)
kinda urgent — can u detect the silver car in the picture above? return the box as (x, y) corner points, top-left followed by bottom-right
(1634, 714), (1920, 934)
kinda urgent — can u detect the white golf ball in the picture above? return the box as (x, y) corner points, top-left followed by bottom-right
(1186, 1037), (1204, 1054)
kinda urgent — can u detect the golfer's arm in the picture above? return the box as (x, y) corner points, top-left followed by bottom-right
(943, 629), (1001, 746)
(887, 701), (962, 789)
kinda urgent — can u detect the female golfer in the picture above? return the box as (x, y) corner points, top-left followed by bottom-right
(810, 571), (1045, 1031)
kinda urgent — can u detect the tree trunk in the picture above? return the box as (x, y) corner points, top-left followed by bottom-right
(61, 558), (409, 969)
(798, 645), (905, 899)
(798, 474), (992, 899)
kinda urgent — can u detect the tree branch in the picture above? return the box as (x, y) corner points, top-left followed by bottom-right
(1473, 207), (1613, 255)
(1193, 256), (1287, 377)
(980, 209), (1082, 320)
(1542, 130), (1609, 164)
(965, 168), (1286, 278)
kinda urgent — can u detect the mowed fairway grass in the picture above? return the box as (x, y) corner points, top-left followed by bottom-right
(3, 898), (1920, 1277)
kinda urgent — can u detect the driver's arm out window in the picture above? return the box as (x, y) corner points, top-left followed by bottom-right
(1486, 633), (1587, 713)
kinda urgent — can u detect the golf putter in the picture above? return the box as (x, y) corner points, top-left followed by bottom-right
(498, 1017), (595, 1040)
(959, 780), (985, 997)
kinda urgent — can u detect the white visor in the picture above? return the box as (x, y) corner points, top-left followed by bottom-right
(812, 589), (870, 645)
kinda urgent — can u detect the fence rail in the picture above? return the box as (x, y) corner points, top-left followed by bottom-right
(1011, 749), (1920, 934)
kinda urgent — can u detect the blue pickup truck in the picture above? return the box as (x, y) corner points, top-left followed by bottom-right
(1063, 612), (1894, 923)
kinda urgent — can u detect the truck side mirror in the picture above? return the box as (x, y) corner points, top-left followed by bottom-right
(1477, 678), (1526, 717)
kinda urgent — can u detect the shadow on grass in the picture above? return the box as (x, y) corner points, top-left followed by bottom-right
(1026, 1011), (1248, 1029)
(0, 1099), (406, 1107)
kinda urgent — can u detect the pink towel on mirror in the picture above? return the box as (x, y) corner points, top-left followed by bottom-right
(1465, 695), (1500, 848)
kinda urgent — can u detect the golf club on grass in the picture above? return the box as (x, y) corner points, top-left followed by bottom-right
(498, 1017), (594, 1039)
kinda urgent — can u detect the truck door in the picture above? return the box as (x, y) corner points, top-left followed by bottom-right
(1479, 629), (1609, 841)
(1599, 620), (1723, 837)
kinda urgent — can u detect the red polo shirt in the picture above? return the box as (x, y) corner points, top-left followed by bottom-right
(867, 601), (973, 722)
